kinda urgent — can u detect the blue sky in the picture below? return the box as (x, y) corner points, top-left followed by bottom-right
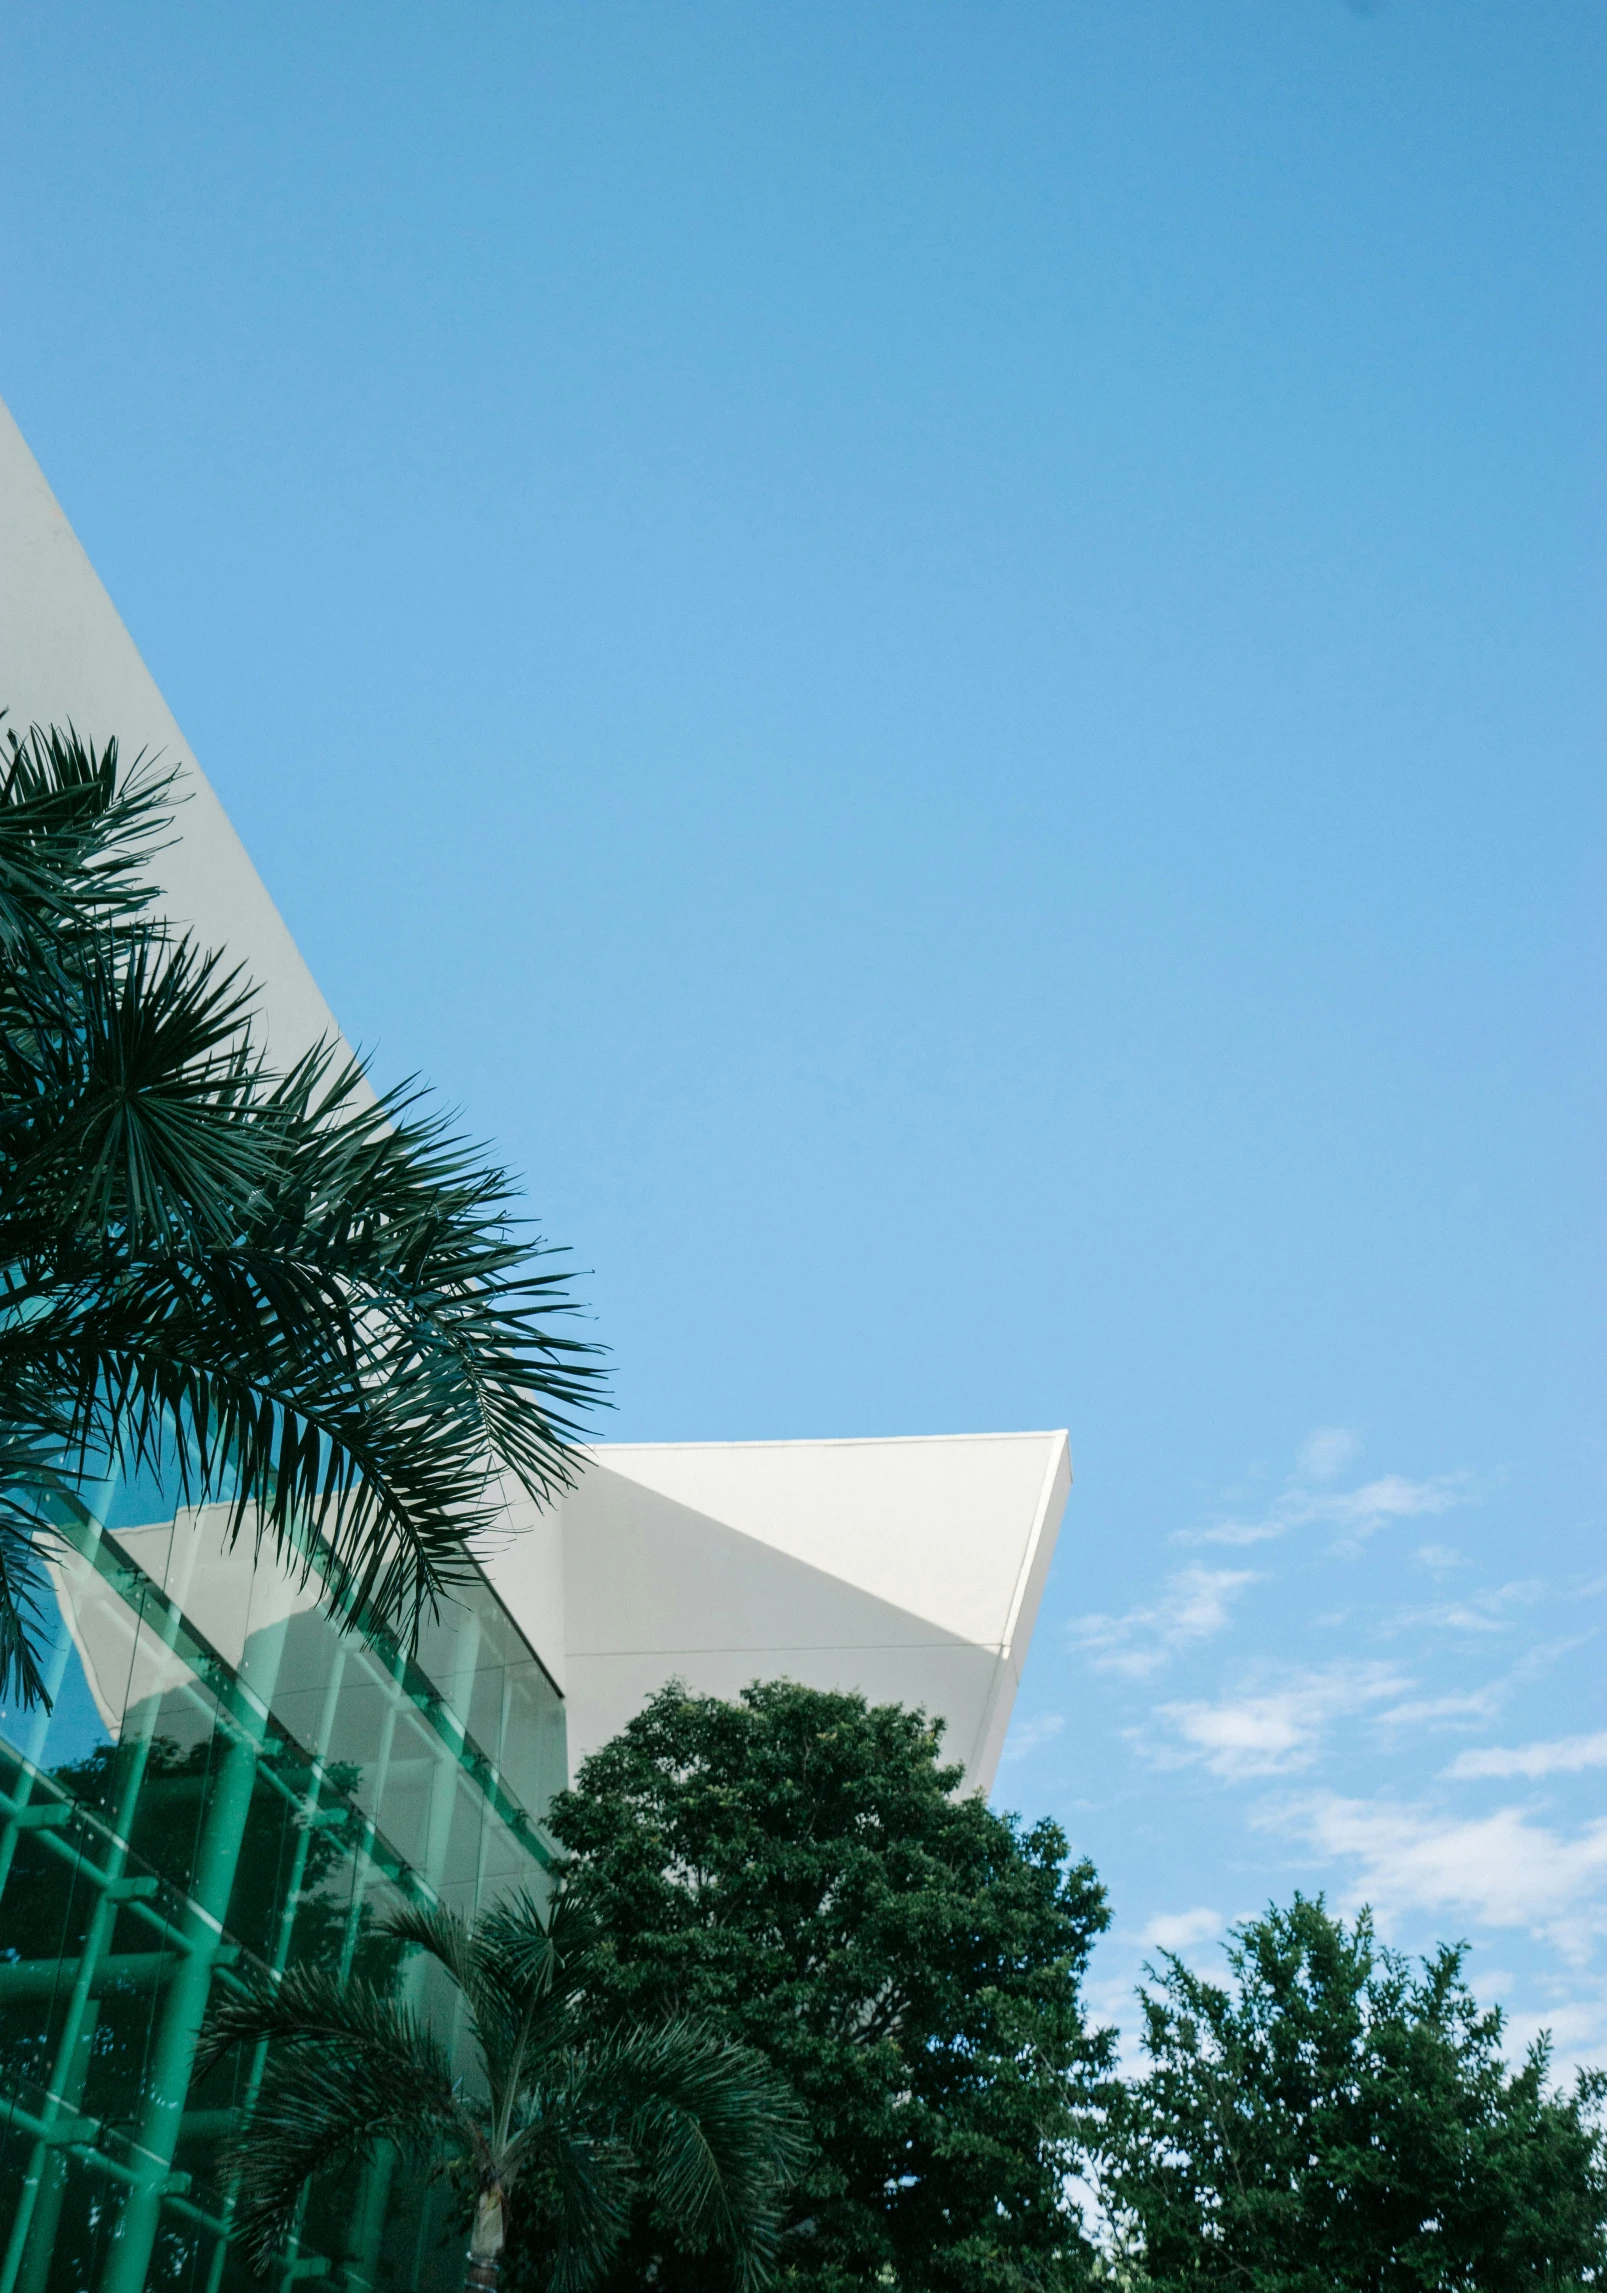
(4, 3), (1604, 2066)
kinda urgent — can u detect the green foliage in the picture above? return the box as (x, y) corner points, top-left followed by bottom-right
(1103, 1893), (1607, 2291)
(545, 1680), (1116, 2292)
(199, 1886), (805, 2291)
(0, 715), (607, 1702)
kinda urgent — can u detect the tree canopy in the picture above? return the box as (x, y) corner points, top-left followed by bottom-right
(1103, 1893), (1607, 2292)
(542, 1679), (1115, 2293)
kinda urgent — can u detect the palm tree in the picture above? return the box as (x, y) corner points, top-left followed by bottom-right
(197, 1886), (807, 2291)
(0, 717), (606, 1705)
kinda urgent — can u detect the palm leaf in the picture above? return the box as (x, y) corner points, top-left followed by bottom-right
(0, 719), (172, 959)
(514, 2022), (807, 2293)
(0, 1432), (68, 1708)
(198, 1964), (476, 2265)
(384, 1894), (556, 2139)
(381, 1900), (483, 2001)
(473, 1885), (583, 2007)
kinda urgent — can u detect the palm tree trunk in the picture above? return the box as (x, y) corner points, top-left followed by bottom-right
(464, 2186), (505, 2292)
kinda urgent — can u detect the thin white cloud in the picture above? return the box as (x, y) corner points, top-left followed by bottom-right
(1181, 1434), (1469, 1553)
(1335, 1475), (1458, 1523)
(1446, 1732), (1607, 1781)
(1071, 1568), (1259, 1681)
(1267, 1793), (1607, 1961)
(1002, 1712), (1065, 1761)
(1376, 1684), (1503, 1732)
(1188, 1514), (1289, 1549)
(1299, 1426), (1360, 1483)
(1139, 1906), (1224, 1953)
(1305, 1474), (1470, 1545)
(1147, 1661), (1408, 1779)
(1385, 1581), (1544, 1638)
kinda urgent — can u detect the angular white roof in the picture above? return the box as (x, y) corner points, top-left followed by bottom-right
(484, 1431), (1070, 1792)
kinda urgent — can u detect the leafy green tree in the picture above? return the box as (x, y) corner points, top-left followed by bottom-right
(1103, 1893), (1607, 2291)
(199, 1885), (806, 2293)
(541, 1679), (1116, 2293)
(0, 719), (604, 1701)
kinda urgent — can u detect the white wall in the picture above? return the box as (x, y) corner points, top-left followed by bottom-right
(0, 396), (341, 1067)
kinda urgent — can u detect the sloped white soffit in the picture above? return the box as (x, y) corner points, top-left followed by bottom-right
(0, 395), (340, 1065)
(488, 1432), (1071, 1795)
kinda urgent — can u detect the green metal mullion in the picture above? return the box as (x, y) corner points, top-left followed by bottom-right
(394, 1654), (556, 1869)
(0, 2096), (97, 2150)
(0, 1953), (189, 2001)
(327, 1652), (418, 2291)
(292, 1501), (563, 1707)
(1, 1541), (196, 2293)
(204, 1645), (353, 2293)
(96, 1615), (289, 2293)
(479, 1657), (519, 1908)
(2, 1547), (437, 1914)
(273, 2186), (318, 2293)
(63, 2144), (187, 2200)
(0, 1787), (212, 1964)
(0, 2095), (190, 2195)
(335, 1636), (456, 1979)
(51, 1507), (278, 1749)
(322, 1578), (554, 1865)
(347, 1642), (480, 2293)
(1, 1759), (427, 2010)
(164, 2188), (230, 2239)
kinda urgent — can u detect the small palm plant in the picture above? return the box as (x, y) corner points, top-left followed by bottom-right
(198, 1887), (807, 2292)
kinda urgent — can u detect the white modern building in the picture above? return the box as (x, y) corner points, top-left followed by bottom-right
(0, 392), (1068, 1802)
(0, 394), (1069, 2289)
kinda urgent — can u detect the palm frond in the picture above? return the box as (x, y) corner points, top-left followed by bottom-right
(384, 1893), (562, 2132)
(381, 1900), (482, 1999)
(196, 1960), (458, 2086)
(508, 2100), (639, 2293)
(200, 1965), (472, 2268)
(620, 2023), (807, 2286)
(473, 1885), (576, 2007)
(197, 1908), (801, 2292)
(0, 719), (171, 956)
(255, 1049), (607, 1493)
(516, 2022), (807, 2293)
(0, 1431), (68, 1709)
(2, 928), (267, 1252)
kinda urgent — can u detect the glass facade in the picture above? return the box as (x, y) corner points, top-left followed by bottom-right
(0, 1474), (566, 2292)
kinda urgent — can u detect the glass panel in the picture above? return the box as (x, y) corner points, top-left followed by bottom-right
(0, 1472), (566, 2292)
